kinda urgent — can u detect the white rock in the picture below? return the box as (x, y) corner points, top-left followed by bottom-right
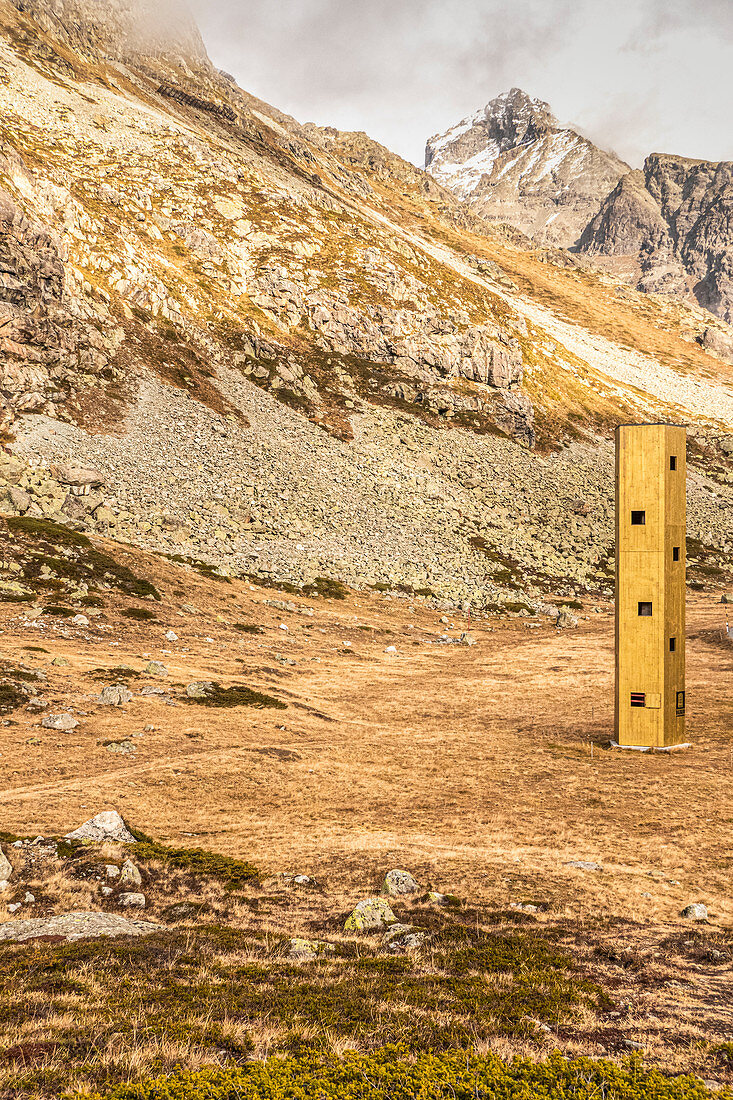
(72, 614), (90, 627)
(681, 903), (708, 920)
(119, 859), (142, 887)
(7, 903), (21, 913)
(385, 645), (397, 653)
(24, 892), (35, 904)
(165, 630), (178, 642)
(0, 848), (12, 882)
(382, 869), (421, 896)
(65, 811), (137, 844)
(118, 892), (146, 908)
(101, 886), (113, 897)
(42, 713), (79, 731)
(105, 865), (120, 880)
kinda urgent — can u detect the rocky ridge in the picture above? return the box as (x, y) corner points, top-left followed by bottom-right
(578, 153), (733, 322)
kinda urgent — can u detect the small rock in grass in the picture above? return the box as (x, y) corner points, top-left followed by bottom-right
(50, 656), (69, 667)
(105, 865), (120, 880)
(7, 903), (21, 914)
(101, 886), (113, 897)
(382, 869), (421, 896)
(287, 937), (335, 961)
(105, 740), (134, 755)
(384, 645), (397, 653)
(344, 897), (396, 932)
(24, 892), (35, 904)
(186, 681), (215, 698)
(118, 892), (146, 909)
(119, 859), (142, 887)
(460, 632), (476, 646)
(681, 903), (708, 920)
(144, 661), (168, 677)
(427, 891), (460, 907)
(42, 713), (79, 731)
(381, 923), (429, 951)
(165, 630), (178, 642)
(72, 614), (90, 627)
(65, 810), (137, 844)
(564, 860), (603, 872)
(98, 684), (133, 706)
(0, 849), (12, 882)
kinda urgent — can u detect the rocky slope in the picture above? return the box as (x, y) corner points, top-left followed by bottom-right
(578, 153), (733, 322)
(0, 1), (731, 608)
(425, 89), (629, 247)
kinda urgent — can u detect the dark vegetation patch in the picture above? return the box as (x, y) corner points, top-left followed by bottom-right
(122, 607), (158, 621)
(1, 517), (160, 602)
(42, 605), (74, 617)
(182, 682), (286, 710)
(246, 573), (349, 600)
(168, 554), (232, 583)
(89, 667), (142, 682)
(233, 623), (264, 634)
(124, 831), (260, 889)
(370, 581), (436, 598)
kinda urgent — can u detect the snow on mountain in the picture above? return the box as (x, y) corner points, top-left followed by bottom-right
(425, 89), (629, 247)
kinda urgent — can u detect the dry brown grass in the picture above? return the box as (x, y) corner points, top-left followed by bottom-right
(0, 545), (731, 1092)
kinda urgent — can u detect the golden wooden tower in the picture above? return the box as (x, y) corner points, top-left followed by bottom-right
(615, 424), (686, 747)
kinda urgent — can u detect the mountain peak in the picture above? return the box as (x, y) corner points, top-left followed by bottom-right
(425, 89), (628, 247)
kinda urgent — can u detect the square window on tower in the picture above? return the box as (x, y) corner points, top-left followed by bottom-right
(669, 637), (676, 652)
(670, 456), (677, 470)
(638, 601), (653, 616)
(631, 510), (646, 525)
(672, 546), (680, 561)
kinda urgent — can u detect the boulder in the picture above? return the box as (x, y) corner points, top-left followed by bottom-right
(681, 903), (708, 920)
(186, 681), (214, 698)
(287, 937), (335, 961)
(381, 923), (429, 951)
(344, 897), (396, 932)
(382, 869), (421, 897)
(118, 892), (146, 908)
(144, 661), (168, 677)
(0, 847), (12, 884)
(119, 859), (142, 887)
(41, 713), (79, 731)
(65, 810), (137, 844)
(52, 464), (104, 487)
(97, 684), (133, 706)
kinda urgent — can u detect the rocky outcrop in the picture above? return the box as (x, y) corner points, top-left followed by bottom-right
(425, 89), (629, 247)
(578, 153), (733, 320)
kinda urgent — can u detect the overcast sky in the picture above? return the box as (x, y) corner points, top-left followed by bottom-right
(189, 0), (733, 169)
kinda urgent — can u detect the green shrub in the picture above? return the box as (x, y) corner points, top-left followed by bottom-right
(86, 1047), (727, 1100)
(182, 683), (286, 710)
(127, 832), (259, 888)
(123, 607), (158, 621)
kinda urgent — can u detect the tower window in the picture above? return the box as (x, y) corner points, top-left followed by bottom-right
(676, 691), (686, 715)
(630, 692), (646, 707)
(631, 510), (646, 525)
(669, 637), (676, 652)
(672, 546), (680, 561)
(638, 601), (653, 616)
(670, 456), (677, 470)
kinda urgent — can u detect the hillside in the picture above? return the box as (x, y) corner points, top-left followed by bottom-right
(0, 0), (732, 614)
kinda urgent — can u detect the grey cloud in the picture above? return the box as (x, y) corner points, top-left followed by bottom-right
(187, 0), (733, 168)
